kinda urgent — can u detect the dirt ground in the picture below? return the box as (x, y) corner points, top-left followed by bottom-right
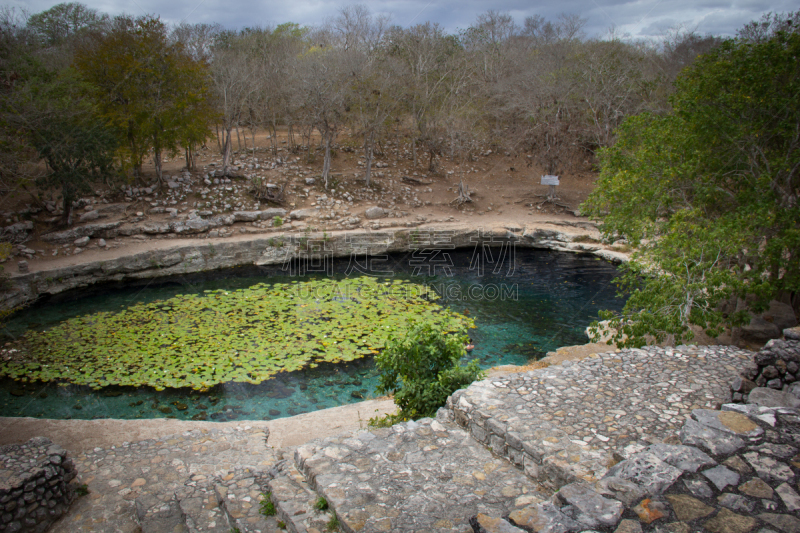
(1, 127), (601, 270)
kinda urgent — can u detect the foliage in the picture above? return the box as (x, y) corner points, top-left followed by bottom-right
(259, 493), (276, 517)
(582, 28), (800, 347)
(314, 496), (328, 511)
(21, 68), (119, 223)
(326, 512), (340, 531)
(375, 322), (483, 419)
(27, 2), (108, 47)
(74, 14), (216, 181)
(0, 277), (473, 390)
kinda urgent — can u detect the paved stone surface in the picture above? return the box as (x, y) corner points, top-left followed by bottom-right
(294, 416), (551, 532)
(448, 345), (752, 488)
(48, 425), (276, 532)
(28, 344), (800, 532)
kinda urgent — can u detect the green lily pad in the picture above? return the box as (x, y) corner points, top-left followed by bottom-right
(1, 277), (473, 391)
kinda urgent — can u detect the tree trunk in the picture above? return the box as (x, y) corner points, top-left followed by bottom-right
(236, 127), (242, 151)
(216, 123), (222, 152)
(222, 126), (233, 174)
(322, 132), (333, 189)
(269, 121), (278, 156)
(364, 129), (374, 187)
(154, 147), (163, 183)
(251, 128), (256, 153)
(412, 137), (417, 167)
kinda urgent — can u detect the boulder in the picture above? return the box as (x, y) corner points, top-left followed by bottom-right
(742, 301), (797, 342)
(42, 222), (122, 244)
(233, 211), (260, 222)
(0, 221), (34, 244)
(259, 208), (287, 220)
(74, 236), (90, 246)
(365, 206), (386, 220)
(79, 210), (100, 222)
(555, 482), (624, 528)
(289, 208), (317, 220)
(170, 218), (210, 234)
(784, 326), (800, 341)
(747, 387), (800, 409)
(209, 214), (235, 227)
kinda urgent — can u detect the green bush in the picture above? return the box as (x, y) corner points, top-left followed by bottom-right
(375, 323), (483, 420)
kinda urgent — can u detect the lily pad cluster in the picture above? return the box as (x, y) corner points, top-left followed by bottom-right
(1, 277), (474, 391)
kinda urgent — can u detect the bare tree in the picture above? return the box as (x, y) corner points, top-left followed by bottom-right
(293, 40), (349, 188)
(210, 32), (259, 174)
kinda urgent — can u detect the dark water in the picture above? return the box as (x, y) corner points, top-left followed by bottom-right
(0, 249), (624, 421)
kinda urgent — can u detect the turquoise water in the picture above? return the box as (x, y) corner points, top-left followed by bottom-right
(0, 249), (624, 421)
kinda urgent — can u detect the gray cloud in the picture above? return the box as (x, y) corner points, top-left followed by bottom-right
(7, 0), (797, 39)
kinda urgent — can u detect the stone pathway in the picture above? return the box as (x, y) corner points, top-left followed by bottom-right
(49, 425), (278, 533)
(291, 417), (551, 532)
(29, 343), (800, 532)
(446, 344), (752, 488)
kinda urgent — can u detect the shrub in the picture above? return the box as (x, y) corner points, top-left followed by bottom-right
(259, 493), (276, 516)
(374, 323), (483, 420)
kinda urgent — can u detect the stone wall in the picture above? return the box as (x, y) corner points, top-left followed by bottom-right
(731, 329), (800, 402)
(0, 437), (76, 533)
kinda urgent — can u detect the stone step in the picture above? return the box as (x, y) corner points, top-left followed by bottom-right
(293, 415), (551, 532)
(213, 467), (279, 533)
(446, 345), (753, 490)
(176, 480), (230, 533)
(267, 456), (333, 533)
(135, 492), (189, 533)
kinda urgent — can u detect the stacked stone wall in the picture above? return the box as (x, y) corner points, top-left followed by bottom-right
(731, 335), (800, 402)
(0, 437), (76, 533)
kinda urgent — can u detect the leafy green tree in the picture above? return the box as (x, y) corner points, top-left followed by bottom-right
(27, 2), (108, 47)
(582, 27), (800, 347)
(375, 323), (483, 419)
(75, 15), (215, 183)
(19, 68), (118, 224)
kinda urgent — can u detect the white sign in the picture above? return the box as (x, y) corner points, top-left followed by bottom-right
(541, 175), (559, 186)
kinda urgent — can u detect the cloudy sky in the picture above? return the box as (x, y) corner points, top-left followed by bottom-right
(6, 0), (798, 39)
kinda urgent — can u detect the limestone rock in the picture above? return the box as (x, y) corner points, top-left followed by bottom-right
(594, 476), (646, 507)
(785, 326), (800, 341)
(691, 409), (763, 438)
(644, 444), (716, 473)
(470, 514), (526, 533)
(555, 482), (624, 528)
(79, 210), (100, 222)
(747, 387), (800, 409)
(758, 512), (800, 532)
(680, 419), (744, 455)
(702, 465), (740, 490)
(665, 494), (714, 521)
(289, 208), (317, 220)
(703, 508), (757, 533)
(170, 219), (210, 234)
(0, 221), (34, 243)
(603, 453), (683, 495)
(259, 208), (287, 220)
(233, 210), (260, 222)
(507, 502), (583, 533)
(42, 222), (122, 243)
(717, 493), (756, 513)
(74, 236), (90, 246)
(365, 206), (386, 220)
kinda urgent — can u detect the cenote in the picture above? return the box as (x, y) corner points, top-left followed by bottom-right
(0, 249), (625, 421)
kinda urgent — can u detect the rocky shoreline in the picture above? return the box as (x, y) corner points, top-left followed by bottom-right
(2, 221), (627, 311)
